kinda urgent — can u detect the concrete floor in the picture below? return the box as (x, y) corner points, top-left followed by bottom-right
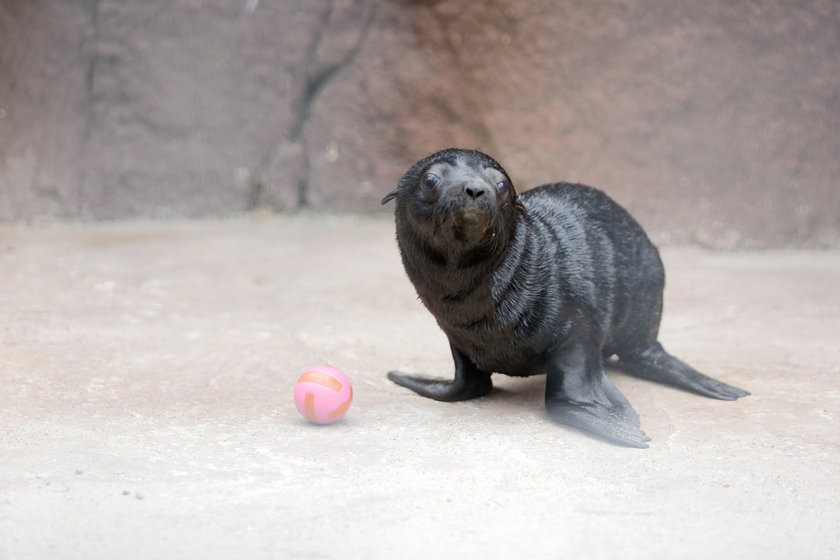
(1, 215), (838, 559)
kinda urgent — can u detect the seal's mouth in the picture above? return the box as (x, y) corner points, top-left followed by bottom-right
(435, 198), (495, 228)
(457, 205), (488, 222)
(437, 202), (499, 247)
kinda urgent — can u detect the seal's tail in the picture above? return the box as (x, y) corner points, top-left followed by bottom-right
(618, 342), (749, 400)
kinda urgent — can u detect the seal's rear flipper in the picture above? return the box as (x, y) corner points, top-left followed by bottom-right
(619, 343), (749, 401)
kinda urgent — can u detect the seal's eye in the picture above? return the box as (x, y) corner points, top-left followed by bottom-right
(422, 173), (440, 190)
(496, 179), (511, 194)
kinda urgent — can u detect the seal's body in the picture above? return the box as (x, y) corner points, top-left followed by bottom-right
(382, 149), (748, 448)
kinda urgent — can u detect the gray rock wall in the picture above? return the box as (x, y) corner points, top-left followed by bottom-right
(1, 0), (838, 247)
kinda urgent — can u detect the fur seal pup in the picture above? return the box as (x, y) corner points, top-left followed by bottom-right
(381, 148), (749, 448)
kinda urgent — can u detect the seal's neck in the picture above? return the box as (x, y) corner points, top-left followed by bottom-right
(398, 219), (514, 318)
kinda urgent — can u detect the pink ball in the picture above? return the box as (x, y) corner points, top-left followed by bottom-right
(294, 365), (353, 424)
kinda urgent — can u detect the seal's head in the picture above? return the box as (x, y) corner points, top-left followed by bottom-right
(382, 149), (523, 258)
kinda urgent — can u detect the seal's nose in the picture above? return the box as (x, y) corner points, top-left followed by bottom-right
(464, 183), (486, 199)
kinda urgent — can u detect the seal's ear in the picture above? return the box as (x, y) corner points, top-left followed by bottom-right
(381, 188), (399, 205)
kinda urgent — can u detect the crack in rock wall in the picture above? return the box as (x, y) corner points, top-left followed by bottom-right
(1, 0), (839, 248)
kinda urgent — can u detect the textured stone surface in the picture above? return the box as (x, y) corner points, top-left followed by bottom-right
(1, 0), (839, 247)
(1, 217), (839, 558)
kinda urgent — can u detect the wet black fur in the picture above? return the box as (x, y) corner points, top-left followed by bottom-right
(382, 148), (748, 447)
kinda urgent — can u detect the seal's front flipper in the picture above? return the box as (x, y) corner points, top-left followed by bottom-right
(619, 343), (749, 401)
(387, 371), (491, 402)
(387, 343), (492, 402)
(546, 344), (650, 448)
(546, 399), (650, 448)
